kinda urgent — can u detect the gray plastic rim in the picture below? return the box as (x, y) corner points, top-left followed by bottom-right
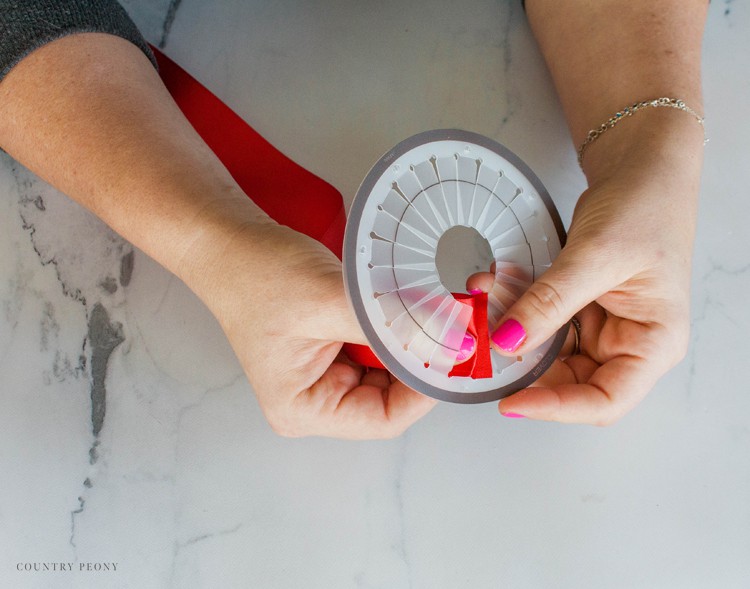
(343, 129), (568, 404)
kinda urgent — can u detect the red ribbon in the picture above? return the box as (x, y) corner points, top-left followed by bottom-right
(151, 47), (346, 258)
(448, 293), (493, 379)
(152, 47), (491, 379)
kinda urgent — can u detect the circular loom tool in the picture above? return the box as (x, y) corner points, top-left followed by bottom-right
(343, 130), (567, 403)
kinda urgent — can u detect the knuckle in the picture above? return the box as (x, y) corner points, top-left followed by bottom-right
(269, 422), (295, 438)
(670, 328), (691, 365)
(266, 413), (302, 438)
(380, 420), (409, 440)
(593, 414), (620, 427)
(655, 321), (691, 368)
(524, 280), (567, 323)
(590, 396), (626, 428)
(387, 424), (408, 440)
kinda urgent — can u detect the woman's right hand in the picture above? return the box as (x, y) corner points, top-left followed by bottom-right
(468, 115), (704, 425)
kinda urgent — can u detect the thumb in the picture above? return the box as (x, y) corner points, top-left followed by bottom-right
(307, 273), (370, 346)
(332, 296), (370, 346)
(489, 245), (608, 355)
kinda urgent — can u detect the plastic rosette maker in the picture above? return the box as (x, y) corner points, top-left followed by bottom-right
(342, 129), (570, 404)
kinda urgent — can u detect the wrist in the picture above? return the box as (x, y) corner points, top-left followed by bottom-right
(170, 187), (277, 296)
(580, 107), (705, 187)
(182, 217), (345, 338)
(568, 110), (705, 277)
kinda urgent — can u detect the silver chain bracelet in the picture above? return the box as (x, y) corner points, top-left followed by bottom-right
(577, 97), (707, 167)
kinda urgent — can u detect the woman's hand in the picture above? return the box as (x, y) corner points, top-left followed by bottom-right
(470, 116), (704, 425)
(192, 220), (438, 439)
(0, 33), (435, 440)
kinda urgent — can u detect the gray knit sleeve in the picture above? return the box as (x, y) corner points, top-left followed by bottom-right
(0, 0), (157, 82)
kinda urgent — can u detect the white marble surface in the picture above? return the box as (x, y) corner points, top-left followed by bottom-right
(1, 1), (748, 587)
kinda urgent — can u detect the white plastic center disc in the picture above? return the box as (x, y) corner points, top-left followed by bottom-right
(343, 130), (567, 403)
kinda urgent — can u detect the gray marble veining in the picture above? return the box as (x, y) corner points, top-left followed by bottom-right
(1, 1), (749, 588)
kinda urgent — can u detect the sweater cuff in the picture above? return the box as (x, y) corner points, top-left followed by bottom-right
(0, 0), (157, 82)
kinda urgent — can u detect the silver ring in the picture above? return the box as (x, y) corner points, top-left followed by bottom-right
(570, 316), (582, 356)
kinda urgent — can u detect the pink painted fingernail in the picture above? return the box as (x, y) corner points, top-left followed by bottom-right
(490, 319), (526, 352)
(469, 288), (483, 295)
(455, 333), (476, 363)
(501, 412), (526, 419)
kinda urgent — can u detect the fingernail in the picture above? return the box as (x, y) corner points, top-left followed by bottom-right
(468, 288), (483, 295)
(455, 333), (476, 363)
(490, 319), (526, 353)
(501, 412), (526, 419)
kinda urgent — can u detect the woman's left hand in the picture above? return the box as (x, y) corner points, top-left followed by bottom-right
(192, 220), (438, 439)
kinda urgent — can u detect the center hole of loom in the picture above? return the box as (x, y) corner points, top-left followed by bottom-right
(434, 225), (494, 294)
